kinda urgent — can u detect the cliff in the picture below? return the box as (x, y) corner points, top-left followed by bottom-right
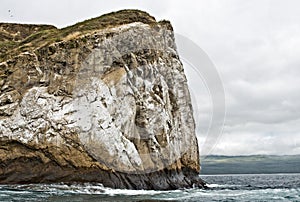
(0, 9), (205, 190)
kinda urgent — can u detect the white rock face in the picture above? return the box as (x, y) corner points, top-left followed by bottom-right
(0, 20), (199, 176)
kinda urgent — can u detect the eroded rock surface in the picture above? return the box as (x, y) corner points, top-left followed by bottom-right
(0, 10), (205, 189)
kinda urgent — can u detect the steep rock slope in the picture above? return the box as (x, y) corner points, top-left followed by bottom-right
(0, 10), (205, 189)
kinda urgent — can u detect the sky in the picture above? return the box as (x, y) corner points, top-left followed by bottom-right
(1, 0), (300, 156)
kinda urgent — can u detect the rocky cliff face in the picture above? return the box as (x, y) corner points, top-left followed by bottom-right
(0, 10), (205, 190)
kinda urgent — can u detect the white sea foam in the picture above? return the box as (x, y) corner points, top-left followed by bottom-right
(206, 183), (221, 188)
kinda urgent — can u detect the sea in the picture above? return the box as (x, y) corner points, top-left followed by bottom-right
(0, 173), (299, 201)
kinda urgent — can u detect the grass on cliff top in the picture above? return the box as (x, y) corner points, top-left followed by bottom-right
(0, 23), (56, 42)
(0, 9), (157, 62)
(61, 9), (156, 34)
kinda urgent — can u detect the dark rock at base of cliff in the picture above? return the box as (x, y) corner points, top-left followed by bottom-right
(0, 139), (206, 190)
(0, 156), (205, 190)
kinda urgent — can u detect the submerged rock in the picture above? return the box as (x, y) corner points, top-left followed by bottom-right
(0, 9), (205, 189)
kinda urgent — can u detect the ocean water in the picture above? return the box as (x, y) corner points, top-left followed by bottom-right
(0, 174), (299, 201)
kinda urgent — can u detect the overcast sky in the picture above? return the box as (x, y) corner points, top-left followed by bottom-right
(1, 0), (300, 156)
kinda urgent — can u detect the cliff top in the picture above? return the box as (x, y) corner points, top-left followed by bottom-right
(0, 9), (166, 63)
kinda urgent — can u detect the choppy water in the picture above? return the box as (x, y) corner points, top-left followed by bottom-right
(0, 174), (299, 201)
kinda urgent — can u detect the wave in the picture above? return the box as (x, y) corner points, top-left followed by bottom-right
(0, 174), (299, 201)
(0, 183), (184, 195)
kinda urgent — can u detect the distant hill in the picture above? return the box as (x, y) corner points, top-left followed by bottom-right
(200, 155), (300, 174)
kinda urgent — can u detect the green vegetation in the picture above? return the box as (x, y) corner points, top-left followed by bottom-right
(0, 41), (18, 57)
(0, 9), (156, 63)
(61, 9), (155, 35)
(19, 29), (55, 45)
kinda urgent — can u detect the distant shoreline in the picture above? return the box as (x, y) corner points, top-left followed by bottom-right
(200, 155), (300, 175)
(200, 173), (300, 176)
